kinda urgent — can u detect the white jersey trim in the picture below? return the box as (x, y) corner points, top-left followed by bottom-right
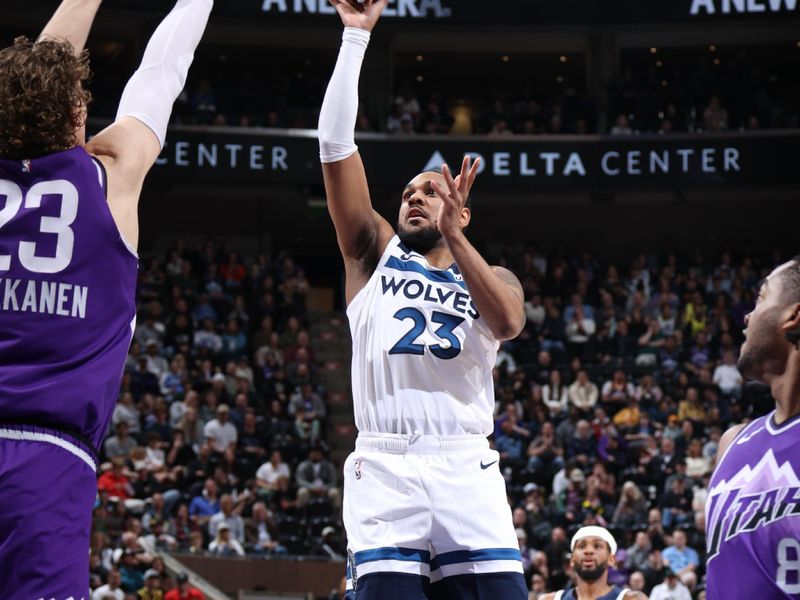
(0, 428), (96, 471)
(355, 432), (489, 455)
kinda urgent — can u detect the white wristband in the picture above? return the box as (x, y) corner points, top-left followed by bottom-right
(318, 27), (371, 164)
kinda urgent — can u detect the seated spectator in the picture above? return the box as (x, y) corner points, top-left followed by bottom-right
(203, 404), (237, 454)
(601, 370), (635, 416)
(526, 422), (565, 475)
(188, 478), (220, 526)
(117, 550), (144, 594)
(684, 439), (711, 481)
(296, 446), (341, 509)
(624, 531), (652, 573)
(612, 481), (648, 531)
(164, 572), (205, 600)
(610, 114), (633, 135)
(713, 350), (743, 398)
(565, 306), (596, 358)
(256, 450), (291, 499)
(541, 370), (568, 419)
(314, 525), (345, 561)
(92, 568), (125, 600)
(703, 96), (728, 131)
(567, 420), (597, 466)
(245, 501), (286, 555)
(650, 567), (691, 600)
(677, 387), (706, 425)
(97, 458), (134, 502)
(569, 369), (598, 415)
(208, 494), (245, 543)
(661, 530), (699, 590)
(661, 474), (693, 530)
(289, 382), (326, 423)
(208, 523), (245, 557)
(112, 392), (142, 437)
(496, 417), (527, 469)
(105, 421), (137, 460)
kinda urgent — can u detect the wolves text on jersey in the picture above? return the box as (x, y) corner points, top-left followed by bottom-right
(380, 275), (479, 319)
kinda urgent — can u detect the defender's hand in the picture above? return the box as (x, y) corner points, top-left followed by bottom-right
(328, 0), (389, 31)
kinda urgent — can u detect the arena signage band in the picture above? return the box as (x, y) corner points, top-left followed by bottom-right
(145, 128), (800, 190)
(100, 0), (798, 22)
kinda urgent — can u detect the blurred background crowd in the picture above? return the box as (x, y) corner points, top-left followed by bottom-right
(87, 237), (778, 599)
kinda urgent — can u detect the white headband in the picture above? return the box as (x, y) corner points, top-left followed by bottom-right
(570, 526), (618, 555)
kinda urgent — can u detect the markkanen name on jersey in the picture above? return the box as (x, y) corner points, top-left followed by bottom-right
(261, 0), (452, 17)
(0, 278), (88, 319)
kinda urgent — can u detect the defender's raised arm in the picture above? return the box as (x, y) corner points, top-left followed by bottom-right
(38, 0), (103, 55)
(87, 0), (213, 248)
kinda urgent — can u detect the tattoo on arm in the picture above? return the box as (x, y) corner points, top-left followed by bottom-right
(492, 266), (524, 303)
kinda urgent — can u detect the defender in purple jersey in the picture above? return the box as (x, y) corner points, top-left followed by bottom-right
(706, 256), (800, 599)
(0, 0), (213, 597)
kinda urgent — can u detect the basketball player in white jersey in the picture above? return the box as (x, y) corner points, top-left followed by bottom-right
(318, 2), (527, 598)
(541, 527), (648, 600)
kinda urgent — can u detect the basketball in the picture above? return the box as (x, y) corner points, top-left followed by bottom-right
(344, 0), (367, 11)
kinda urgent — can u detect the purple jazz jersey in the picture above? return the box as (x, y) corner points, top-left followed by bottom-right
(0, 147), (138, 448)
(706, 411), (800, 599)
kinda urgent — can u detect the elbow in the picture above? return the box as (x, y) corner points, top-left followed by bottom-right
(493, 319), (524, 341)
(493, 311), (526, 341)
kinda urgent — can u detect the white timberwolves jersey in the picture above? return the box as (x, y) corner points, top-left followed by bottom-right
(347, 236), (499, 436)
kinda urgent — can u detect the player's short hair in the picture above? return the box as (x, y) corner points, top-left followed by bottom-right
(779, 256), (800, 304)
(780, 256), (800, 347)
(0, 37), (91, 160)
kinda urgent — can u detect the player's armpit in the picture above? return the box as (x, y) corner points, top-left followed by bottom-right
(322, 154), (394, 287)
(87, 117), (161, 250)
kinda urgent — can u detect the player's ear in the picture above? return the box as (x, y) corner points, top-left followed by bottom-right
(607, 548), (617, 568)
(784, 302), (800, 347)
(459, 206), (471, 229)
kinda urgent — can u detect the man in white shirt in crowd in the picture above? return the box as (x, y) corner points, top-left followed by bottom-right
(649, 568), (691, 600)
(712, 350), (743, 398)
(569, 369), (599, 414)
(203, 404), (237, 453)
(256, 450), (291, 497)
(92, 568), (125, 600)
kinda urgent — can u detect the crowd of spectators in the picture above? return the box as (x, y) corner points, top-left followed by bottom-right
(90, 239), (346, 599)
(609, 51), (798, 134)
(165, 45), (795, 136)
(83, 46), (796, 137)
(91, 236), (777, 599)
(491, 245), (775, 599)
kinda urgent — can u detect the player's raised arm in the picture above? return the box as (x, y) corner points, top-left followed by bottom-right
(86, 0), (213, 249)
(38, 0), (103, 55)
(319, 0), (394, 302)
(431, 157), (526, 341)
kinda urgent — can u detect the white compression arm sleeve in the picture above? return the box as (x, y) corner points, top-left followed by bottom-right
(318, 27), (370, 164)
(115, 0), (213, 148)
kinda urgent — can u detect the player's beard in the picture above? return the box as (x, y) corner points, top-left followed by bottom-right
(574, 562), (607, 583)
(397, 222), (442, 255)
(738, 308), (784, 381)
